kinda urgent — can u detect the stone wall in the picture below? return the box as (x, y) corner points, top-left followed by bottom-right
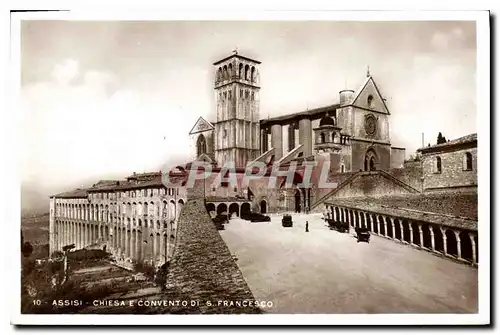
(333, 172), (413, 198)
(164, 182), (260, 314)
(421, 147), (477, 191)
(389, 162), (423, 192)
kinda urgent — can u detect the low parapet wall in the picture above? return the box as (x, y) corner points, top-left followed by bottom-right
(164, 186), (260, 314)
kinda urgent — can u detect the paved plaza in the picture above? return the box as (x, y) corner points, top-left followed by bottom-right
(220, 213), (478, 314)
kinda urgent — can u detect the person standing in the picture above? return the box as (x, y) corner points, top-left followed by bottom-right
(305, 221), (309, 232)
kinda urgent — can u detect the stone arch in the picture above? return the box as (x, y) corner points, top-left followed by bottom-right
(401, 220), (411, 243)
(206, 203), (216, 213)
(217, 203), (227, 215)
(320, 132), (326, 143)
(370, 214), (380, 234)
(241, 202), (251, 215)
(162, 200), (168, 218)
(386, 217), (393, 238)
(196, 134), (207, 157)
(433, 226), (444, 253)
(228, 203), (239, 218)
(177, 199), (184, 219)
(445, 229), (458, 257)
(411, 222), (420, 245)
(244, 64), (249, 80)
(362, 213), (373, 231)
(459, 231), (473, 261)
(360, 212), (366, 229)
(378, 215), (385, 236)
(251, 66), (255, 82)
(260, 199), (267, 214)
(394, 218), (402, 240)
(228, 63), (233, 77)
(169, 200), (176, 221)
(239, 63), (243, 78)
(364, 148), (378, 171)
(421, 223), (432, 249)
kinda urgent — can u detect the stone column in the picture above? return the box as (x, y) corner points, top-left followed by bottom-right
(160, 230), (165, 264)
(130, 230), (135, 260)
(153, 233), (158, 266)
(376, 217), (381, 235)
(409, 222), (413, 245)
(469, 233), (477, 264)
(271, 124), (283, 160)
(136, 230), (141, 262)
(418, 224), (424, 248)
(125, 228), (129, 258)
(430, 226), (435, 251)
(442, 228), (448, 255)
(299, 117), (312, 157)
(400, 222), (404, 242)
(390, 217), (395, 239)
(455, 231), (462, 259)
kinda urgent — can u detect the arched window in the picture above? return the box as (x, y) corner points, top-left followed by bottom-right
(251, 92), (254, 101)
(367, 95), (374, 108)
(435, 156), (442, 173)
(223, 65), (228, 80)
(463, 152), (473, 171)
(251, 66), (255, 82)
(320, 133), (326, 143)
(217, 68), (222, 82)
(228, 63), (233, 78)
(196, 134), (207, 157)
(341, 164), (345, 173)
(239, 63), (243, 78)
(245, 65), (249, 80)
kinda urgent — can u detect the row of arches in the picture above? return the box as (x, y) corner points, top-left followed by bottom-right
(205, 202), (255, 217)
(326, 205), (478, 265)
(55, 200), (185, 225)
(216, 63), (257, 83)
(54, 220), (177, 266)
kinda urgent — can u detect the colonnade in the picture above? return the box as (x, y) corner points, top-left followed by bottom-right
(325, 204), (478, 265)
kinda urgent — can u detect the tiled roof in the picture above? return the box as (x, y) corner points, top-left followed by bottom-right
(418, 133), (477, 153)
(53, 171), (172, 198)
(260, 104), (340, 125)
(325, 192), (477, 231)
(52, 188), (89, 199)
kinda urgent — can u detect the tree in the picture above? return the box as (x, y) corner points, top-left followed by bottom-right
(21, 232), (33, 258)
(437, 132), (447, 144)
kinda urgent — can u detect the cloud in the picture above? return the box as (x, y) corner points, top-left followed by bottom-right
(21, 59), (194, 192)
(51, 59), (79, 85)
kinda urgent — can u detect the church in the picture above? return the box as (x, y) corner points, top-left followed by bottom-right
(188, 50), (406, 214)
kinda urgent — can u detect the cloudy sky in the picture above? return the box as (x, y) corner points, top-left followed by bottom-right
(20, 20), (476, 193)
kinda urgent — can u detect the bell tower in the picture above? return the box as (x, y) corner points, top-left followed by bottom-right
(213, 50), (261, 167)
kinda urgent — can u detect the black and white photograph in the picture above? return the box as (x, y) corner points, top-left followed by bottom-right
(9, 8), (490, 326)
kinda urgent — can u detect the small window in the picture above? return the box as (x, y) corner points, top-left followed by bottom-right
(251, 92), (255, 101)
(341, 165), (345, 173)
(245, 90), (249, 99)
(367, 95), (374, 108)
(228, 91), (232, 100)
(223, 91), (227, 99)
(435, 156), (442, 174)
(240, 89), (243, 98)
(463, 152), (473, 171)
(223, 129), (227, 138)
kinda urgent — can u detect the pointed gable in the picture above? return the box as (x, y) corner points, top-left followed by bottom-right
(351, 76), (390, 115)
(189, 116), (214, 135)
